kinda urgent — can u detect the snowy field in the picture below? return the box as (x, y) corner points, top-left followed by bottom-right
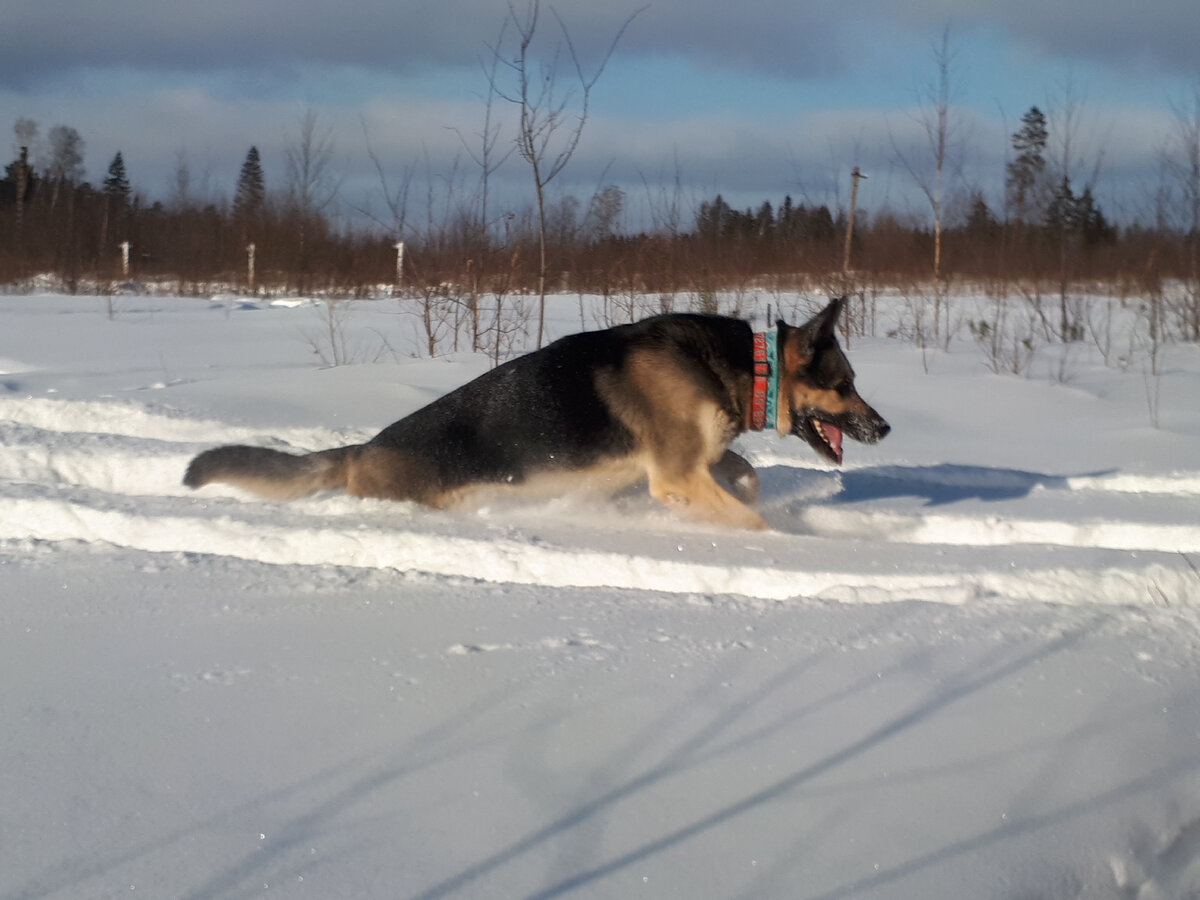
(2, 289), (1200, 899)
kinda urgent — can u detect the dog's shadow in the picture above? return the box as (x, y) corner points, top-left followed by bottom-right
(756, 462), (1116, 510)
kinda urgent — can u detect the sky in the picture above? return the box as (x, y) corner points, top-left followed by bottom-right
(2, 0), (1198, 234)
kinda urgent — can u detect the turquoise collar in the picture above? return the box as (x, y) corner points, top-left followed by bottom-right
(750, 331), (778, 431)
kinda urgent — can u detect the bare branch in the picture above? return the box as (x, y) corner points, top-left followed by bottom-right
(492, 0), (642, 346)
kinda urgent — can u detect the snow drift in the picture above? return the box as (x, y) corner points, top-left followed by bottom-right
(3, 292), (1200, 899)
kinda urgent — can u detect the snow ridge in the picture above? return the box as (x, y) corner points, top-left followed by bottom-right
(2, 393), (1198, 606)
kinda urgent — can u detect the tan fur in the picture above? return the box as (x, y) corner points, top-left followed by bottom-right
(783, 384), (878, 421)
(594, 348), (764, 529)
(775, 333), (803, 434)
(646, 465), (768, 530)
(446, 455), (648, 510)
(213, 474), (319, 502)
(344, 445), (441, 505)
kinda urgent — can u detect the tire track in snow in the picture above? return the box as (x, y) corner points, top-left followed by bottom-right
(794, 506), (1200, 554)
(0, 396), (363, 449)
(2, 396), (1199, 605)
(1, 484), (1195, 606)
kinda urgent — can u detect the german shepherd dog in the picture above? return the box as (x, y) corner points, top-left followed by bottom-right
(184, 297), (889, 530)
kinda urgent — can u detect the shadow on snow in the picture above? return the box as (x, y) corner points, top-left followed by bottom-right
(757, 463), (1117, 508)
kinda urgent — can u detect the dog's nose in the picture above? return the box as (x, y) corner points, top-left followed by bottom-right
(876, 421), (891, 440)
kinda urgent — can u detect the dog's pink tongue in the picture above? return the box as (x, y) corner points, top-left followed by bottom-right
(824, 422), (843, 462)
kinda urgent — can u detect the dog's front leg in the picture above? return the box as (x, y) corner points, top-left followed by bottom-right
(711, 449), (759, 505)
(648, 466), (768, 530)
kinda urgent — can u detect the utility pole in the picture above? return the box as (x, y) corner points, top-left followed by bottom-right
(842, 167), (867, 273)
(15, 146), (28, 246)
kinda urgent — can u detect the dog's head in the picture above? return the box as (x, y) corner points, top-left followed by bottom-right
(775, 298), (890, 464)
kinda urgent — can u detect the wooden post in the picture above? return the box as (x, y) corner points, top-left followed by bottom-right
(15, 146), (28, 244)
(842, 167), (867, 273)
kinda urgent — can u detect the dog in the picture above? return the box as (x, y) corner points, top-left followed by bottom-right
(184, 297), (889, 530)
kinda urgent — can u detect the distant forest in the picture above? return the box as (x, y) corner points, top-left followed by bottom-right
(1, 102), (1198, 348)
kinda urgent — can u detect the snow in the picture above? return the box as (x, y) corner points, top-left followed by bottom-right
(2, 291), (1200, 899)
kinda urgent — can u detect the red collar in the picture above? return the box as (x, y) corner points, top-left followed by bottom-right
(750, 332), (770, 430)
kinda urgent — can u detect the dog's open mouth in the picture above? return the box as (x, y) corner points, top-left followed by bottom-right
(812, 418), (843, 465)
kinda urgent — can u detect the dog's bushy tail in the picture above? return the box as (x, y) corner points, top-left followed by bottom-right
(183, 445), (358, 501)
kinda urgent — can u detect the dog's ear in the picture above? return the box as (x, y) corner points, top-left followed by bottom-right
(807, 297), (843, 344)
(780, 298), (844, 366)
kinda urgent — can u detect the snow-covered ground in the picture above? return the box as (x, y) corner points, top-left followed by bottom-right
(3, 290), (1200, 899)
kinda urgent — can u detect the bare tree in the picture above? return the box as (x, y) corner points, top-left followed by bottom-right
(358, 119), (415, 242)
(639, 148), (685, 237)
(454, 30), (516, 349)
(12, 118), (37, 245)
(891, 25), (966, 343)
(44, 124), (85, 211)
(13, 117), (38, 156)
(287, 108), (339, 214)
(171, 149), (192, 211)
(458, 31), (514, 252)
(285, 107), (340, 291)
(1045, 74), (1104, 194)
(1164, 79), (1200, 340)
(491, 0), (643, 347)
(584, 183), (624, 241)
(1045, 75), (1106, 340)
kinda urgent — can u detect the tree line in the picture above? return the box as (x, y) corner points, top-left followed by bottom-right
(1, 100), (1198, 344)
(0, 116), (381, 294)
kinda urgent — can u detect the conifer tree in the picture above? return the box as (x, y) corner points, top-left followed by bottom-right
(695, 195), (732, 242)
(1076, 186), (1114, 246)
(1006, 107), (1048, 225)
(100, 151), (131, 252)
(103, 152), (131, 204)
(233, 146), (266, 230)
(965, 191), (999, 240)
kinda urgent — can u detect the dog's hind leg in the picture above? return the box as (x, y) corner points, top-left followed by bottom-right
(343, 444), (445, 505)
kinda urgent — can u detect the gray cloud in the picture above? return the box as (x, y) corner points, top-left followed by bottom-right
(904, 0), (1200, 75)
(3, 0), (1197, 89)
(2, 0), (491, 87)
(2, 0), (1190, 232)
